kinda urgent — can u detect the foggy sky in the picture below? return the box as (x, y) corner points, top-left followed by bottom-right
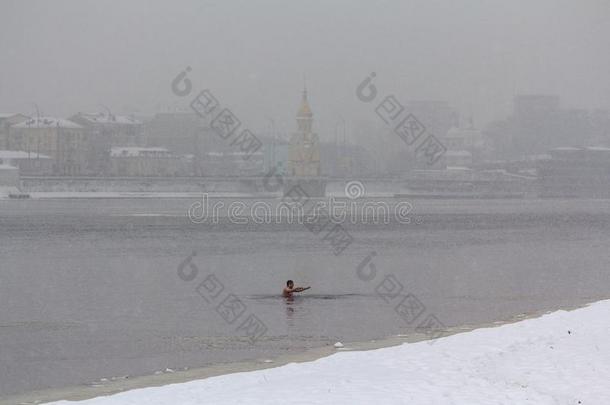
(1, 0), (609, 140)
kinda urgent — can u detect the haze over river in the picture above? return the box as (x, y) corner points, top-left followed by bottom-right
(1, 197), (610, 397)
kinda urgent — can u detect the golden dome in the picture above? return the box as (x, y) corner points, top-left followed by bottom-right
(297, 88), (313, 118)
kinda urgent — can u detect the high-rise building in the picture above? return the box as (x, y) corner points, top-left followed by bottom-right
(486, 94), (599, 159)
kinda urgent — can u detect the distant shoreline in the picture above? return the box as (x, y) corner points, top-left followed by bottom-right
(3, 191), (608, 200)
(2, 192), (279, 200)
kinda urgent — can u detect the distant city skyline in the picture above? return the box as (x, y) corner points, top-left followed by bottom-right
(2, 0), (610, 141)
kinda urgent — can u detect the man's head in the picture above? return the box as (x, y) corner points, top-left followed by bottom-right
(286, 280), (294, 288)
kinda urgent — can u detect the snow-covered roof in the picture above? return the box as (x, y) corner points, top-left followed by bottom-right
(205, 151), (263, 157)
(551, 146), (610, 153)
(0, 150), (51, 159)
(12, 117), (82, 129)
(0, 113), (26, 119)
(75, 112), (142, 125)
(446, 166), (472, 171)
(551, 147), (581, 151)
(111, 147), (170, 157)
(0, 163), (18, 170)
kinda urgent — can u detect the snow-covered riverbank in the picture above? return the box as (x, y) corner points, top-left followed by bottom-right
(49, 299), (610, 405)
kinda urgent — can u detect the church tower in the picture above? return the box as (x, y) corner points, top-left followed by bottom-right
(288, 88), (320, 177)
(284, 87), (326, 197)
(296, 88), (313, 133)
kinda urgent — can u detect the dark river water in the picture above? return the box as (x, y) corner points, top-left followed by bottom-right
(1, 197), (610, 397)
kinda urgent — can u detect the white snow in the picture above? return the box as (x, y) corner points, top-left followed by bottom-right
(11, 116), (82, 129)
(50, 300), (610, 405)
(75, 112), (142, 125)
(27, 192), (269, 199)
(0, 112), (26, 119)
(0, 150), (52, 160)
(0, 185), (21, 199)
(110, 147), (171, 157)
(586, 146), (610, 152)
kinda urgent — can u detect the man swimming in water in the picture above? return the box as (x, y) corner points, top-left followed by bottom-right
(283, 280), (310, 297)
